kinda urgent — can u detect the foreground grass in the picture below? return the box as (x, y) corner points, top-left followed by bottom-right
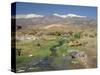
(16, 27), (97, 71)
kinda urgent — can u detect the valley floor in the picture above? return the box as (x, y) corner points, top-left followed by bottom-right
(15, 25), (97, 73)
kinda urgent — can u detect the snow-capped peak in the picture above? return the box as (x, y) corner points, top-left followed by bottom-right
(66, 14), (87, 18)
(16, 14), (44, 19)
(53, 13), (87, 18)
(53, 13), (68, 18)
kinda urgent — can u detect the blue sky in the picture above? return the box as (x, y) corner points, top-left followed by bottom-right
(12, 2), (97, 19)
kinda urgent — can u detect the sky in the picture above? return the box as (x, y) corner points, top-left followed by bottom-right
(12, 2), (97, 19)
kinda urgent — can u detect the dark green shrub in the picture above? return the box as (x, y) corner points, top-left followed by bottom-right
(58, 39), (65, 45)
(73, 32), (81, 39)
(16, 48), (22, 56)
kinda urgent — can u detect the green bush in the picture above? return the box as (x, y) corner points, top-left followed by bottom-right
(73, 32), (81, 39)
(16, 48), (22, 56)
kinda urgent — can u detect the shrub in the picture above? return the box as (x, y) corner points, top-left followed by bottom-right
(16, 26), (22, 30)
(58, 39), (65, 45)
(16, 48), (22, 56)
(73, 32), (81, 39)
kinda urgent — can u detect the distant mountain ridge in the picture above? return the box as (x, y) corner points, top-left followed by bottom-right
(12, 13), (97, 28)
(14, 13), (87, 19)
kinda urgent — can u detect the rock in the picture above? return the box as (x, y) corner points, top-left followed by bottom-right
(68, 40), (82, 47)
(70, 51), (79, 58)
(68, 50), (87, 59)
(68, 49), (89, 68)
(16, 35), (37, 40)
(28, 54), (33, 57)
(17, 69), (25, 72)
(71, 60), (79, 64)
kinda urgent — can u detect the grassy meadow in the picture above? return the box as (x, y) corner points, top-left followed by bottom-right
(16, 25), (97, 72)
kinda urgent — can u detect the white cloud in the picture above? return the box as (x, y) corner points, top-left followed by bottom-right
(16, 14), (44, 19)
(53, 13), (68, 18)
(53, 13), (87, 18)
(66, 14), (87, 18)
(15, 13), (87, 19)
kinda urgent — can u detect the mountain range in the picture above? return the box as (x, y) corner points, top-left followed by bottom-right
(12, 13), (97, 28)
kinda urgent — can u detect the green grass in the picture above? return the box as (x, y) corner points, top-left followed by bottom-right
(16, 56), (33, 63)
(16, 28), (97, 70)
(16, 35), (82, 62)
